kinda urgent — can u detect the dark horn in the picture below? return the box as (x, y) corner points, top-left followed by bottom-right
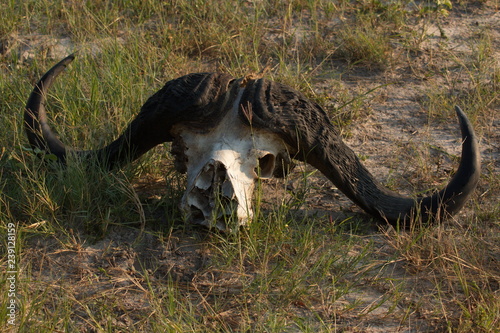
(24, 56), (236, 169)
(242, 79), (480, 226)
(25, 54), (75, 161)
(416, 106), (481, 221)
(23, 54), (168, 168)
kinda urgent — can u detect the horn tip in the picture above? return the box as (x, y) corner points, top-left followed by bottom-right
(454, 105), (465, 119)
(453, 105), (475, 138)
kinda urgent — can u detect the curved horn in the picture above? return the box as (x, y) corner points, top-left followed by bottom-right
(25, 54), (75, 161)
(241, 79), (480, 226)
(25, 55), (235, 169)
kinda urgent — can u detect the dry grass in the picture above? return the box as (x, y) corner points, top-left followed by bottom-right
(1, 0), (499, 332)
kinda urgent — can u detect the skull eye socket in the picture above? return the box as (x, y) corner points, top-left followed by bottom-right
(255, 153), (276, 179)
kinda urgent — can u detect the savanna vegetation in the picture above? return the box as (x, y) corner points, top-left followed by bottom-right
(1, 0), (499, 331)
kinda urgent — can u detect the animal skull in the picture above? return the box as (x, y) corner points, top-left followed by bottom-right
(24, 55), (481, 230)
(171, 89), (290, 230)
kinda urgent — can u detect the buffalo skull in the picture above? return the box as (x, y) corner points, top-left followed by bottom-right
(24, 55), (481, 229)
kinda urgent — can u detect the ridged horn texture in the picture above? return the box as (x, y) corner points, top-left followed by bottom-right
(25, 55), (481, 226)
(240, 80), (481, 224)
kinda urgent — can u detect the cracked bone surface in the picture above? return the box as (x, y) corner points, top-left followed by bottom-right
(172, 88), (288, 230)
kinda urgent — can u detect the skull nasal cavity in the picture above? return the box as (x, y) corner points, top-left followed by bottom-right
(256, 153), (276, 179)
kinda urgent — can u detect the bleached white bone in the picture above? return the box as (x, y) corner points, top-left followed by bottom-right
(177, 87), (287, 229)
